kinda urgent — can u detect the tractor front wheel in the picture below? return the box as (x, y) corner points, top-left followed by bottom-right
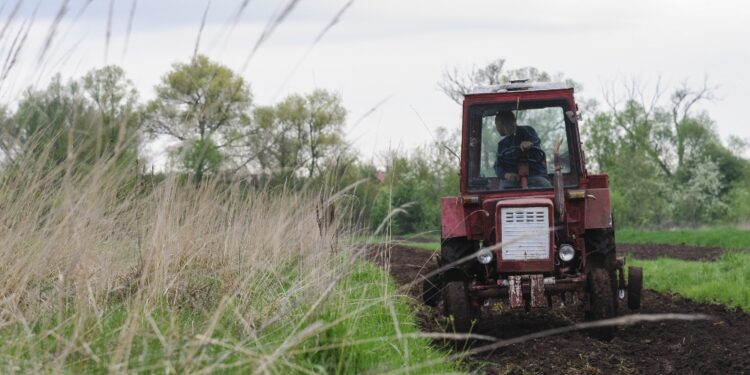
(627, 266), (643, 310)
(443, 281), (477, 334)
(586, 267), (617, 340)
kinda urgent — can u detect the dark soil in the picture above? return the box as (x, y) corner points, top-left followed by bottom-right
(366, 244), (750, 375)
(618, 243), (726, 261)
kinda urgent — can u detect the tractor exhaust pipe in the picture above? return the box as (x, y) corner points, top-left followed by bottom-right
(552, 137), (565, 222)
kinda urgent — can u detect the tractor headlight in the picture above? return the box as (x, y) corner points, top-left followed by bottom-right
(558, 244), (575, 262)
(476, 248), (493, 264)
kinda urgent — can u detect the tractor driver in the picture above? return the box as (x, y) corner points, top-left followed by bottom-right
(493, 110), (551, 188)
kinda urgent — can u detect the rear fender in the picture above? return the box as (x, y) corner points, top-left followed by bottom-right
(441, 197), (467, 238)
(585, 228), (616, 257)
(584, 189), (613, 229)
(440, 238), (476, 262)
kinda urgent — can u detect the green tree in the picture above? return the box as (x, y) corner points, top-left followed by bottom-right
(302, 90), (346, 178)
(370, 127), (460, 234)
(584, 80), (748, 226)
(0, 68), (139, 170)
(81, 65), (141, 163)
(0, 76), (89, 167)
(144, 55), (252, 182)
(671, 158), (728, 223)
(724, 136), (750, 223)
(250, 89), (346, 181)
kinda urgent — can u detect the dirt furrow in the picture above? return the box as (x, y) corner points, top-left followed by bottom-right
(366, 245), (750, 375)
(618, 243), (726, 261)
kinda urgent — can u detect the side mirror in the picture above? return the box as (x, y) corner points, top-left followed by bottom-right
(565, 110), (579, 124)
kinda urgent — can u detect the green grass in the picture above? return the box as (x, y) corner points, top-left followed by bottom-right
(351, 233), (441, 252)
(352, 232), (440, 247)
(618, 227), (750, 250)
(399, 241), (441, 252)
(620, 226), (750, 312)
(631, 252), (750, 312)
(0, 261), (458, 373)
(304, 261), (458, 373)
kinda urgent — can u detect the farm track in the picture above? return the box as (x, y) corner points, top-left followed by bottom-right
(366, 244), (750, 375)
(618, 243), (729, 261)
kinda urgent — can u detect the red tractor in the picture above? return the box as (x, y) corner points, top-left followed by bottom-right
(423, 80), (642, 338)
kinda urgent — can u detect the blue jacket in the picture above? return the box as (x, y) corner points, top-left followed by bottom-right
(494, 126), (547, 178)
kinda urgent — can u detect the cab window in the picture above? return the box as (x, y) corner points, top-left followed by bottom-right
(467, 101), (578, 192)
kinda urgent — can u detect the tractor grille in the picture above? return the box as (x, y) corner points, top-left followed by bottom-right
(500, 207), (550, 260)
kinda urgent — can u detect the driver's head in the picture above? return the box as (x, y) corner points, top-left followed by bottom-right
(495, 110), (517, 137)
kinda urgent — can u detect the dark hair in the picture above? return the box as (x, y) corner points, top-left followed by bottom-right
(496, 110), (516, 123)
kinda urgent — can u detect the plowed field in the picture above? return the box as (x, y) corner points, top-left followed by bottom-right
(366, 244), (750, 374)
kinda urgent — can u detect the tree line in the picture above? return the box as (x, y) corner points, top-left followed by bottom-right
(0, 56), (748, 232)
(0, 54), (437, 234)
(0, 55), (349, 183)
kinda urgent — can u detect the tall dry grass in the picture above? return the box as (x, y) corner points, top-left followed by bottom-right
(0, 152), (362, 373)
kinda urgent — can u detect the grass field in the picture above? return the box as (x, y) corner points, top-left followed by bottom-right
(0, 260), (457, 373)
(631, 252), (750, 312)
(621, 227), (750, 312)
(0, 160), (457, 373)
(353, 233), (441, 252)
(618, 227), (750, 250)
(398, 242), (441, 251)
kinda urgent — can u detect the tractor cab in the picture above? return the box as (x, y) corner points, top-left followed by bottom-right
(425, 80), (643, 339)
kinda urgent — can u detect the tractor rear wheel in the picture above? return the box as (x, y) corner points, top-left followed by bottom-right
(443, 281), (477, 334)
(628, 266), (643, 310)
(586, 266), (617, 340)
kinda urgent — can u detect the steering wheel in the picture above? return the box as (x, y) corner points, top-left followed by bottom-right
(497, 145), (545, 166)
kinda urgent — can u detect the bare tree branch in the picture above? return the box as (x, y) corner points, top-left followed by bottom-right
(437, 59), (506, 105)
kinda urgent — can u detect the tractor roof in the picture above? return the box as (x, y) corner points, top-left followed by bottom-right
(465, 81), (572, 96)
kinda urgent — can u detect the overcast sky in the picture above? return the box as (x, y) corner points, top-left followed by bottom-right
(3, 0), (749, 165)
